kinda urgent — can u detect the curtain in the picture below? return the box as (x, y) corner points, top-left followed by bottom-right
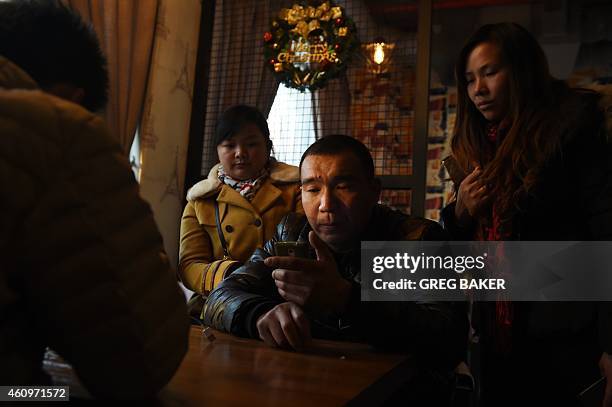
(64, 0), (159, 155)
(312, 74), (351, 139)
(200, 0), (286, 173)
(136, 0), (202, 271)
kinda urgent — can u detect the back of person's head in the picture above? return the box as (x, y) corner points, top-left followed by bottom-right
(214, 105), (272, 153)
(299, 134), (375, 181)
(0, 0), (108, 111)
(455, 22), (554, 122)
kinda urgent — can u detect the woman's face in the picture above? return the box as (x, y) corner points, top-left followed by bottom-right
(465, 41), (510, 122)
(217, 123), (270, 180)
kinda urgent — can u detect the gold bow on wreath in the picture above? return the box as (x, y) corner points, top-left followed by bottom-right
(278, 2), (343, 27)
(291, 19), (321, 39)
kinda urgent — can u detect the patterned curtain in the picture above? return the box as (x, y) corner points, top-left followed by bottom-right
(64, 0), (159, 155)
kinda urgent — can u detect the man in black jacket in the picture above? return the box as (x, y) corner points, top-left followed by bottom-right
(203, 135), (467, 369)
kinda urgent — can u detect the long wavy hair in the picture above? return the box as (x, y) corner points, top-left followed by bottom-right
(452, 23), (582, 233)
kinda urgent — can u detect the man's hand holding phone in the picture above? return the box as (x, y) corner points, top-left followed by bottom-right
(267, 231), (351, 316)
(258, 232), (351, 351)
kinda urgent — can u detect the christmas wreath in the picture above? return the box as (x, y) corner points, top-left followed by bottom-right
(263, 1), (358, 92)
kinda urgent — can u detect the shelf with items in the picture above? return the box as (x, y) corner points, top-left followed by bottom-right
(350, 67), (415, 177)
(425, 86), (456, 221)
(379, 189), (412, 215)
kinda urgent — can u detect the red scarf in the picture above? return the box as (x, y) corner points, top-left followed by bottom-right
(479, 121), (514, 353)
(478, 120), (510, 241)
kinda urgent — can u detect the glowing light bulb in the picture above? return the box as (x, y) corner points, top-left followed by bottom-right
(373, 43), (385, 65)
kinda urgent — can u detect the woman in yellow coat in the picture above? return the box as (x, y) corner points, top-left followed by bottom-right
(179, 105), (302, 296)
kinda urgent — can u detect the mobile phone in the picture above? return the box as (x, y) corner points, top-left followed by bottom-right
(441, 155), (468, 186)
(274, 241), (309, 258)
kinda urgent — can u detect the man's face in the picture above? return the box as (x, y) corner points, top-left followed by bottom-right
(300, 152), (380, 252)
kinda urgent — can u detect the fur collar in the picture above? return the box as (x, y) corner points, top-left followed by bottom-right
(186, 160), (299, 201)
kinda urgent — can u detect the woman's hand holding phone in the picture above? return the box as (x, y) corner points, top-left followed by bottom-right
(455, 166), (489, 225)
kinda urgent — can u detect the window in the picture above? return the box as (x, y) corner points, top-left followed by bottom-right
(129, 129), (141, 182)
(267, 84), (317, 166)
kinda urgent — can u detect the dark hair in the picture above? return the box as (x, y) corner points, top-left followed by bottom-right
(215, 105), (272, 152)
(299, 134), (375, 180)
(0, 0), (108, 111)
(452, 22), (572, 233)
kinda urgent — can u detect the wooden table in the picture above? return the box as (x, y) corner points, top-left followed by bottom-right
(45, 326), (415, 406)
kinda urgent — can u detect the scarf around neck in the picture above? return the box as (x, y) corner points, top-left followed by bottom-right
(217, 160), (272, 201)
(481, 119), (514, 354)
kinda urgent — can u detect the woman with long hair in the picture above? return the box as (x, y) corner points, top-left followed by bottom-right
(441, 23), (612, 406)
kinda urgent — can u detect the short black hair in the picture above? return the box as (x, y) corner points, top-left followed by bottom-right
(0, 0), (108, 111)
(299, 135), (375, 180)
(215, 105), (272, 151)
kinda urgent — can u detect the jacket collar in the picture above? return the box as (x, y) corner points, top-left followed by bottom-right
(186, 164), (221, 202)
(250, 180), (283, 214)
(186, 159), (299, 202)
(0, 57), (38, 91)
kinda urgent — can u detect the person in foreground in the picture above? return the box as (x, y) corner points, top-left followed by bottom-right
(440, 22), (612, 406)
(0, 0), (108, 112)
(203, 135), (467, 372)
(0, 0), (189, 399)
